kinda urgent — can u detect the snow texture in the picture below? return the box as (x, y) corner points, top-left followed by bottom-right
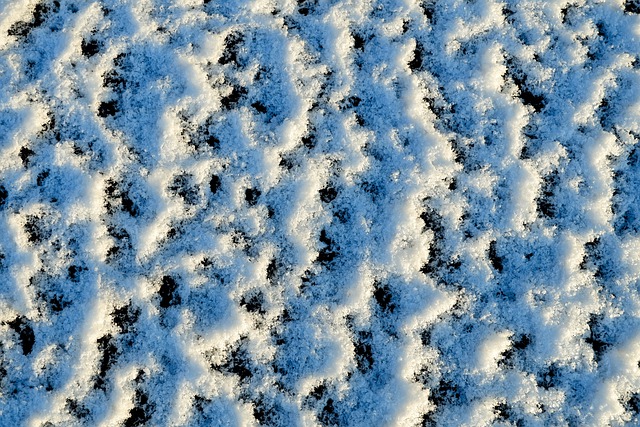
(1, 0), (640, 426)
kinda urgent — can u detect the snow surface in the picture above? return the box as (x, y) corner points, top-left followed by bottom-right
(1, 0), (640, 426)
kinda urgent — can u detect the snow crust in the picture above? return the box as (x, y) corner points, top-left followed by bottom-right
(1, 0), (640, 425)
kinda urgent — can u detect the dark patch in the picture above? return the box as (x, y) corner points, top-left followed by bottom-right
(429, 379), (462, 406)
(7, 316), (35, 356)
(94, 334), (118, 390)
(251, 101), (267, 114)
(67, 265), (86, 282)
(219, 32), (244, 66)
(206, 134), (220, 149)
(353, 33), (365, 50)
(216, 340), (253, 381)
(494, 402), (510, 421)
(318, 398), (339, 426)
(537, 364), (559, 390)
(66, 398), (89, 419)
(626, 393), (640, 415)
(302, 133), (316, 149)
(319, 186), (337, 203)
(7, 2), (50, 39)
(0, 185), (7, 208)
(123, 389), (154, 427)
(168, 174), (199, 205)
(245, 188), (261, 206)
(420, 206), (446, 275)
(626, 0), (640, 14)
(408, 42), (424, 71)
(537, 170), (558, 219)
(488, 240), (503, 273)
(420, 0), (436, 22)
(37, 170), (49, 186)
(585, 313), (609, 363)
(81, 39), (100, 57)
(158, 276), (181, 308)
(97, 100), (119, 118)
(121, 193), (139, 217)
(221, 85), (247, 110)
(266, 258), (277, 284)
(514, 334), (531, 350)
(373, 283), (395, 313)
(19, 146), (35, 167)
(240, 291), (266, 315)
(354, 331), (373, 373)
(317, 229), (338, 265)
(103, 69), (127, 92)
(506, 58), (545, 112)
(209, 175), (221, 194)
(24, 214), (47, 244)
(111, 302), (140, 334)
(310, 383), (326, 400)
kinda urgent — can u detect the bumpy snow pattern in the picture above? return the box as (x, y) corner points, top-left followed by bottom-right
(1, 0), (640, 426)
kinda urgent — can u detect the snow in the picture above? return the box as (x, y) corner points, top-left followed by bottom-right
(1, 0), (640, 425)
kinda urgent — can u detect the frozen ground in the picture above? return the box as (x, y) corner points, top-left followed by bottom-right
(1, 0), (640, 425)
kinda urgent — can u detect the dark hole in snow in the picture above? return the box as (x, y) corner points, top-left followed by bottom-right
(159, 276), (181, 308)
(317, 229), (337, 265)
(420, 0), (436, 22)
(0, 184), (7, 208)
(488, 240), (503, 273)
(37, 170), (49, 186)
(7, 2), (50, 39)
(353, 33), (365, 50)
(221, 85), (247, 110)
(7, 316), (35, 356)
(103, 69), (126, 92)
(537, 364), (559, 390)
(354, 332), (373, 373)
(302, 133), (316, 149)
(319, 186), (337, 203)
(537, 171), (558, 219)
(429, 379), (462, 406)
(19, 146), (35, 167)
(97, 100), (119, 117)
(94, 334), (118, 390)
(66, 399), (89, 419)
(111, 302), (140, 334)
(409, 43), (424, 71)
(168, 174), (198, 205)
(626, 393), (640, 415)
(209, 175), (221, 194)
(585, 313), (609, 363)
(240, 291), (265, 315)
(626, 0), (640, 14)
(251, 101), (267, 114)
(123, 389), (154, 427)
(266, 259), (277, 284)
(319, 398), (339, 426)
(24, 215), (47, 244)
(494, 402), (510, 420)
(219, 32), (243, 66)
(81, 39), (100, 57)
(217, 340), (253, 381)
(245, 188), (261, 206)
(373, 283), (395, 313)
(206, 134), (220, 149)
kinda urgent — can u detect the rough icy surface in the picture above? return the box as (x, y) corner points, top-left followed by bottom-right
(1, 0), (640, 425)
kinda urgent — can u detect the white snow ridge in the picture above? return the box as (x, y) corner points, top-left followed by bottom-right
(1, 0), (640, 426)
